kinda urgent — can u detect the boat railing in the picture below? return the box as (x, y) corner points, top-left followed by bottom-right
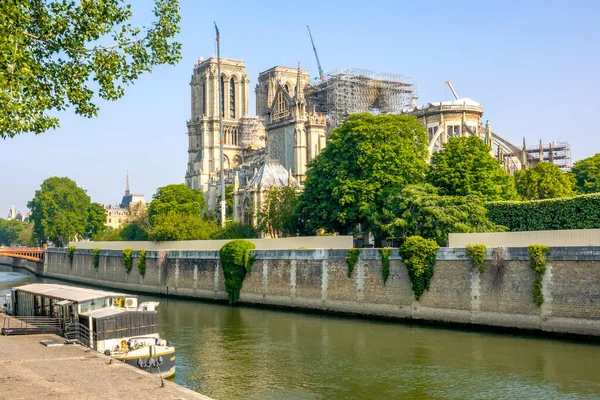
(64, 322), (98, 351)
(1, 316), (62, 336)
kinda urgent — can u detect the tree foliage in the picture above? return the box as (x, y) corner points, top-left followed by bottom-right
(428, 136), (517, 201)
(571, 153), (600, 194)
(1, 0), (181, 138)
(0, 218), (25, 246)
(149, 214), (218, 242)
(399, 236), (439, 300)
(119, 202), (150, 240)
(28, 177), (101, 246)
(148, 184), (205, 224)
(373, 184), (506, 246)
(86, 202), (107, 239)
(257, 186), (299, 238)
(219, 239), (256, 304)
(514, 162), (574, 200)
(298, 114), (429, 235)
(211, 221), (258, 240)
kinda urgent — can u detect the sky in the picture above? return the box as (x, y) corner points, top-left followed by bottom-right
(2, 0), (599, 215)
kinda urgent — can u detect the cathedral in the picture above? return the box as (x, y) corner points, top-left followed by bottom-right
(185, 56), (327, 225)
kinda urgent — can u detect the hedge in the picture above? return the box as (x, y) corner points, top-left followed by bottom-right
(486, 193), (600, 231)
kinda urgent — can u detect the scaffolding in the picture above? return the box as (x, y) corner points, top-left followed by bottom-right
(306, 68), (416, 127)
(525, 141), (572, 171)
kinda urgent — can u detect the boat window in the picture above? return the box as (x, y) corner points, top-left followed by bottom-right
(78, 298), (109, 313)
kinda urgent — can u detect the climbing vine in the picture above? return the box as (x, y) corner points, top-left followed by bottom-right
(399, 236), (439, 300)
(528, 245), (548, 306)
(93, 248), (100, 269)
(466, 244), (486, 273)
(122, 248), (134, 274)
(219, 239), (256, 304)
(137, 249), (147, 277)
(346, 248), (361, 278)
(379, 248), (391, 284)
(67, 246), (76, 264)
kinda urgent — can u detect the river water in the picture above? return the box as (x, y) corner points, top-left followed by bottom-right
(1, 265), (599, 399)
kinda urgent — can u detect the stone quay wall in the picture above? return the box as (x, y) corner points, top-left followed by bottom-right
(6, 247), (600, 337)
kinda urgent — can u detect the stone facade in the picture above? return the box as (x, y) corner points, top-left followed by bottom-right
(104, 175), (145, 230)
(33, 247), (600, 337)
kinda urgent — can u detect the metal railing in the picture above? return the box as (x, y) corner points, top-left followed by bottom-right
(64, 322), (98, 350)
(1, 316), (62, 336)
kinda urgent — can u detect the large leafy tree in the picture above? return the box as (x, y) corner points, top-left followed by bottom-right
(85, 202), (107, 239)
(297, 113), (429, 235)
(514, 161), (575, 200)
(119, 201), (149, 240)
(373, 184), (506, 246)
(428, 136), (517, 201)
(1, 0), (181, 138)
(211, 222), (258, 240)
(571, 153), (600, 194)
(0, 218), (26, 246)
(258, 186), (299, 238)
(149, 214), (218, 241)
(27, 177), (93, 246)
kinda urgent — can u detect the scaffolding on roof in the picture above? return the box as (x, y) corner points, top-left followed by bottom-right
(306, 68), (416, 127)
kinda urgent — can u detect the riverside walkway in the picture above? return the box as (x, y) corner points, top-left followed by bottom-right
(0, 314), (212, 400)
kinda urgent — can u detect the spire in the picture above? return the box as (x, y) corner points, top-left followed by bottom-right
(295, 62), (304, 101)
(539, 139), (544, 163)
(198, 54), (204, 63)
(125, 172), (130, 196)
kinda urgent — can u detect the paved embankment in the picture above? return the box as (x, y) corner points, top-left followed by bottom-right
(0, 314), (212, 400)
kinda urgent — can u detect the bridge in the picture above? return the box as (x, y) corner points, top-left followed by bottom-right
(0, 248), (45, 263)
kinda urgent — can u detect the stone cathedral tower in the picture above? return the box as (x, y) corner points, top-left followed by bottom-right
(185, 56), (250, 191)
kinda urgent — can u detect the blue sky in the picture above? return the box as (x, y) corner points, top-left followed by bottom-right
(2, 0), (599, 215)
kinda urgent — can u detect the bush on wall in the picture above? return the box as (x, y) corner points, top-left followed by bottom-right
(528, 245), (548, 306)
(399, 236), (439, 300)
(219, 239), (256, 304)
(379, 248), (391, 284)
(466, 244), (486, 273)
(93, 248), (100, 269)
(67, 246), (76, 263)
(137, 249), (146, 277)
(486, 193), (600, 231)
(346, 249), (361, 278)
(122, 248), (133, 273)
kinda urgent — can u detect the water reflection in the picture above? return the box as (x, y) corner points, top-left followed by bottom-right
(1, 264), (599, 399)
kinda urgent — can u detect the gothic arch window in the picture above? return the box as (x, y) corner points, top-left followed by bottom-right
(201, 78), (207, 116)
(230, 78), (236, 119)
(219, 76), (225, 116)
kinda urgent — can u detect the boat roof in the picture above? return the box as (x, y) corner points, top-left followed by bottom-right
(13, 284), (134, 303)
(80, 308), (157, 318)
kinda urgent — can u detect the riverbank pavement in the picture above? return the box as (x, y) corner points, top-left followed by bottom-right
(0, 313), (213, 400)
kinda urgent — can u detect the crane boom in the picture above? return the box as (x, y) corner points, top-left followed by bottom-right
(307, 25), (325, 82)
(445, 80), (460, 100)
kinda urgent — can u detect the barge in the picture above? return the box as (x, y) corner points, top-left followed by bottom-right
(6, 283), (175, 378)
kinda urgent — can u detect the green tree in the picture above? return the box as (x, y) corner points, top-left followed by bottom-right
(148, 184), (205, 224)
(85, 202), (107, 239)
(215, 185), (234, 222)
(93, 227), (122, 241)
(428, 136), (517, 201)
(514, 161), (575, 200)
(119, 202), (150, 240)
(1, 1), (181, 138)
(258, 186), (299, 238)
(27, 177), (91, 246)
(373, 184), (506, 246)
(297, 114), (429, 235)
(0, 218), (25, 246)
(211, 222), (258, 240)
(19, 223), (35, 246)
(149, 214), (218, 241)
(571, 153), (600, 194)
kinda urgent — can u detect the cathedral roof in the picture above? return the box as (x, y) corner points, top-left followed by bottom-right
(247, 160), (297, 188)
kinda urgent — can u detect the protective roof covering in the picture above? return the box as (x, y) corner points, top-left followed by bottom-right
(13, 284), (134, 303)
(247, 159), (298, 187)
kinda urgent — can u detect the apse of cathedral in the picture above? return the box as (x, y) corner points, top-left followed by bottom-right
(185, 56), (327, 225)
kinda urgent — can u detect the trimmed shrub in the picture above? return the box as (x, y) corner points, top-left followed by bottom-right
(137, 249), (146, 277)
(466, 244), (486, 273)
(67, 246), (76, 263)
(379, 248), (391, 284)
(219, 240), (256, 304)
(93, 248), (100, 269)
(486, 193), (600, 231)
(346, 249), (361, 278)
(122, 248), (134, 273)
(399, 236), (439, 299)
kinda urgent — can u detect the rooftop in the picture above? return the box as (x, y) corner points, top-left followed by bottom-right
(13, 284), (133, 303)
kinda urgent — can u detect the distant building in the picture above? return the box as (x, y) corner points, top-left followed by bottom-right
(104, 175), (146, 230)
(7, 204), (16, 220)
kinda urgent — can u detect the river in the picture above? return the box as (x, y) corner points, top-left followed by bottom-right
(1, 265), (599, 399)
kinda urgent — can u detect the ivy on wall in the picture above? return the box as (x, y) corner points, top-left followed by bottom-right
(219, 239), (256, 304)
(528, 245), (549, 306)
(466, 244), (486, 273)
(137, 249), (146, 277)
(379, 248), (391, 284)
(486, 193), (600, 231)
(93, 248), (100, 269)
(122, 248), (134, 274)
(346, 249), (361, 278)
(399, 236), (439, 300)
(67, 246), (76, 264)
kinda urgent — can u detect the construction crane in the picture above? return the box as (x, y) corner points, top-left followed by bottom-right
(445, 80), (460, 100)
(307, 25), (325, 82)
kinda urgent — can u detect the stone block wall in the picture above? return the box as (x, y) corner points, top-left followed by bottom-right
(28, 246), (600, 337)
